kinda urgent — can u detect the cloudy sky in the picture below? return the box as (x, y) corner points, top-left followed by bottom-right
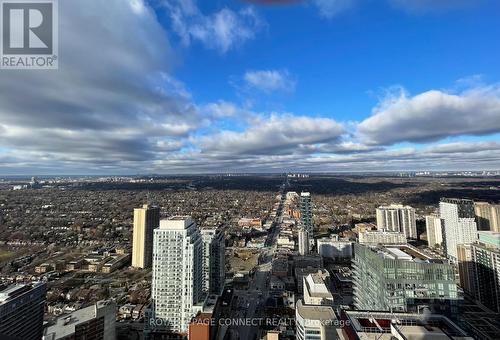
(1, 0), (500, 175)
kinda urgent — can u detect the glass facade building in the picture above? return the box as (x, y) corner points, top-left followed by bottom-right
(300, 192), (313, 235)
(353, 244), (458, 314)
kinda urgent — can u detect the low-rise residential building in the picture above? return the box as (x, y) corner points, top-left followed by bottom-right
(101, 253), (131, 273)
(238, 218), (262, 228)
(35, 263), (54, 273)
(353, 223), (377, 235)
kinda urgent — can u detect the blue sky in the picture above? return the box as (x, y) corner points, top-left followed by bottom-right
(170, 1), (500, 114)
(0, 0), (500, 174)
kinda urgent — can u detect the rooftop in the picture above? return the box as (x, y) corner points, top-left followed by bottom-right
(191, 312), (212, 323)
(333, 266), (353, 282)
(168, 215), (193, 221)
(317, 237), (351, 244)
(370, 244), (445, 263)
(203, 294), (219, 313)
(296, 300), (336, 321)
(0, 284), (28, 303)
(362, 230), (406, 235)
(344, 310), (472, 340)
(44, 301), (114, 339)
(159, 216), (195, 230)
(45, 306), (98, 338)
(0, 282), (44, 304)
(477, 231), (500, 249)
(392, 324), (464, 340)
(385, 247), (413, 260)
(136, 204), (158, 210)
(441, 198), (474, 205)
(304, 271), (332, 298)
(377, 204), (413, 209)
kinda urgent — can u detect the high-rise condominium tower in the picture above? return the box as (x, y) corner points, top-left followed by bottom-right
(440, 198), (477, 262)
(151, 217), (203, 334)
(474, 202), (500, 232)
(376, 204), (417, 239)
(0, 282), (46, 340)
(132, 204), (160, 268)
(458, 231), (500, 313)
(200, 227), (225, 295)
(300, 192), (313, 235)
(425, 214), (443, 248)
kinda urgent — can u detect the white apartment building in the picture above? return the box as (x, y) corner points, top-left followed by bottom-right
(200, 227), (225, 295)
(376, 204), (417, 239)
(425, 214), (443, 248)
(440, 198), (478, 262)
(303, 271), (334, 306)
(317, 237), (353, 259)
(358, 230), (407, 245)
(151, 217), (203, 334)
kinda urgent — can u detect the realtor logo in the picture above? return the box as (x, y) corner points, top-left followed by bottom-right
(1, 0), (58, 69)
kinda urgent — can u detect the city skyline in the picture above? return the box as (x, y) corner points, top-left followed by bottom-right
(1, 0), (500, 175)
(1, 172), (499, 339)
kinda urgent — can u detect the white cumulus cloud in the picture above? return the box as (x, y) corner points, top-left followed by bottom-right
(198, 114), (345, 156)
(0, 0), (199, 172)
(358, 85), (500, 145)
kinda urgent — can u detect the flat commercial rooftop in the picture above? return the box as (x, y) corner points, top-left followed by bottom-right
(373, 244), (442, 263)
(0, 284), (29, 303)
(393, 325), (458, 340)
(45, 301), (114, 340)
(386, 247), (413, 260)
(45, 304), (97, 339)
(343, 310), (472, 340)
(296, 300), (336, 321)
(159, 216), (195, 230)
